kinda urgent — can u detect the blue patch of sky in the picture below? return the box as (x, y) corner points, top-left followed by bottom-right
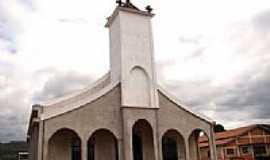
(19, 0), (35, 11)
(0, 19), (17, 54)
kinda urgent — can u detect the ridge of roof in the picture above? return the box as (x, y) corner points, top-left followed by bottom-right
(215, 124), (257, 140)
(40, 79), (120, 120)
(199, 124), (270, 145)
(199, 124), (270, 147)
(157, 85), (215, 124)
(39, 72), (111, 106)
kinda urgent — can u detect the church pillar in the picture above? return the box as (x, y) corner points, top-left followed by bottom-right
(209, 127), (217, 160)
(37, 121), (44, 160)
(185, 138), (190, 160)
(43, 139), (49, 160)
(153, 120), (160, 160)
(118, 138), (124, 160)
(81, 139), (88, 160)
(159, 136), (163, 160)
(123, 120), (133, 160)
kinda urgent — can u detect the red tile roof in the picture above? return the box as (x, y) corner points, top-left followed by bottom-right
(199, 124), (261, 147)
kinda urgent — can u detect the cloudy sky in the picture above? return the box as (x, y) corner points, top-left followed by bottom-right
(0, 0), (270, 142)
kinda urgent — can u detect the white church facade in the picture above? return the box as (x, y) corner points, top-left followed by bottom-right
(27, 2), (217, 160)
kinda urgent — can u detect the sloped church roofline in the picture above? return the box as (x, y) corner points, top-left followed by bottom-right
(29, 73), (214, 124)
(157, 86), (214, 124)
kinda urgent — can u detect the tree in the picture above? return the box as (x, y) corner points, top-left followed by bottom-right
(214, 124), (226, 133)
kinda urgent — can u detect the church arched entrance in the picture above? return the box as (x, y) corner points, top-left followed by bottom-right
(132, 119), (155, 160)
(88, 129), (118, 160)
(188, 129), (210, 160)
(162, 129), (186, 160)
(48, 128), (81, 160)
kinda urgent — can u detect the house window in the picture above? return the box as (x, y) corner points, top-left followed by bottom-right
(254, 145), (267, 155)
(226, 148), (235, 156)
(241, 146), (249, 154)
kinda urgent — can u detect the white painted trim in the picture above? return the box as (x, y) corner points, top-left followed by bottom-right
(157, 85), (214, 124)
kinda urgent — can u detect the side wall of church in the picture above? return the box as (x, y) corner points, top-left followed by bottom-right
(42, 85), (122, 160)
(157, 91), (216, 160)
(158, 91), (212, 138)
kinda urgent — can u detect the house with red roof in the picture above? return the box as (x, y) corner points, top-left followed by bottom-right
(199, 124), (270, 160)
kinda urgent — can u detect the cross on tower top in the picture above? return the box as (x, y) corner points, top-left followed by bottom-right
(116, 0), (139, 11)
(115, 0), (153, 13)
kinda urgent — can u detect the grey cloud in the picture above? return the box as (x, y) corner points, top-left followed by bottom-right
(0, 66), (94, 142)
(185, 47), (206, 61)
(33, 70), (93, 103)
(19, 0), (35, 10)
(58, 18), (87, 24)
(159, 14), (270, 126)
(253, 10), (270, 33)
(0, 0), (33, 54)
(159, 62), (270, 126)
(178, 36), (202, 44)
(218, 67), (270, 119)
(0, 3), (18, 54)
(0, 78), (30, 142)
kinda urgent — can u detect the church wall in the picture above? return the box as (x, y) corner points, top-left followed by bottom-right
(122, 108), (159, 160)
(157, 91), (214, 160)
(157, 91), (212, 139)
(42, 85), (122, 160)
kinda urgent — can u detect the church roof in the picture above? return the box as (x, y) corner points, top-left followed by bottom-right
(31, 73), (213, 124)
(39, 72), (120, 120)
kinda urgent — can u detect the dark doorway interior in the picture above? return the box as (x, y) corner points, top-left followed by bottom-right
(162, 137), (178, 160)
(71, 138), (81, 160)
(133, 132), (143, 160)
(88, 139), (95, 160)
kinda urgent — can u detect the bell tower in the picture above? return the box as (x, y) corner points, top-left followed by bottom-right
(106, 1), (158, 108)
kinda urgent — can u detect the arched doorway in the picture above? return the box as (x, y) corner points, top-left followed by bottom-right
(132, 119), (155, 160)
(48, 128), (81, 160)
(88, 129), (118, 160)
(162, 130), (186, 160)
(188, 129), (210, 160)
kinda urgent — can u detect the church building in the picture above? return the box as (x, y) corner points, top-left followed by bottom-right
(27, 1), (217, 160)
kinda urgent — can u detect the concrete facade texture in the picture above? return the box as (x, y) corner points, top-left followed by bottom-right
(27, 5), (217, 160)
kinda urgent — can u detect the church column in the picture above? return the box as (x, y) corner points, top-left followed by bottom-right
(42, 138), (49, 160)
(118, 138), (124, 160)
(153, 120), (160, 160)
(185, 137), (190, 160)
(209, 127), (217, 160)
(159, 136), (163, 160)
(81, 138), (88, 160)
(123, 119), (133, 160)
(37, 121), (44, 160)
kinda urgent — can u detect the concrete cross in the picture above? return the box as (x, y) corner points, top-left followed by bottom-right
(116, 0), (122, 6)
